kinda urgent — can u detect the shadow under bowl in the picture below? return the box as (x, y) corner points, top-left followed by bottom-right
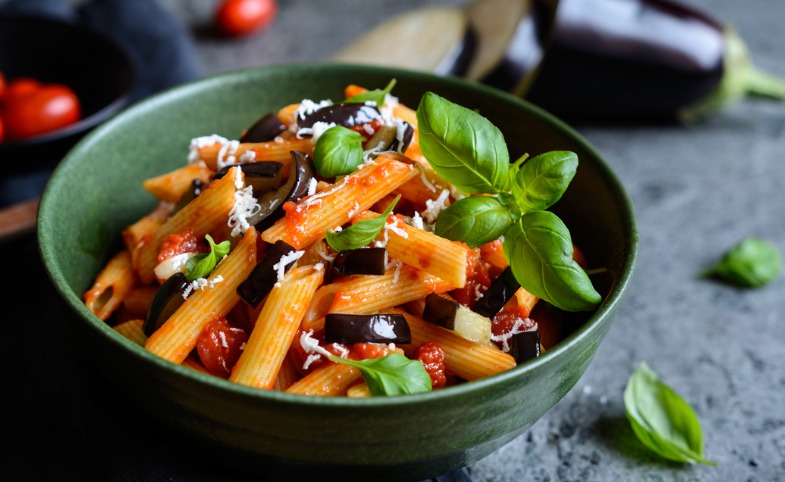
(37, 63), (637, 482)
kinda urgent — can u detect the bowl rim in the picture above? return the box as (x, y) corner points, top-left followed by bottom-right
(0, 13), (136, 151)
(38, 61), (638, 408)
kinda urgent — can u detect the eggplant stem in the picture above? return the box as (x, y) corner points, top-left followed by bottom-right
(678, 26), (785, 123)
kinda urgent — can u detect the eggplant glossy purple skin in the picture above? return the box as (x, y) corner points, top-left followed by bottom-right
(297, 103), (381, 129)
(510, 331), (541, 363)
(239, 112), (286, 143)
(144, 272), (188, 337)
(472, 266), (520, 318)
(525, 0), (726, 122)
(236, 240), (297, 308)
(253, 150), (315, 231)
(214, 162), (284, 195)
(389, 122), (415, 154)
(323, 313), (411, 344)
(422, 293), (460, 329)
(330, 248), (387, 278)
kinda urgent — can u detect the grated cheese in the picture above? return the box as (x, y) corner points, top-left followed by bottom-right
(182, 275), (225, 299)
(422, 188), (451, 225)
(490, 317), (538, 353)
(188, 134), (230, 163)
(272, 250), (304, 287)
(410, 211), (425, 230)
(306, 177), (318, 196)
(227, 185), (261, 237)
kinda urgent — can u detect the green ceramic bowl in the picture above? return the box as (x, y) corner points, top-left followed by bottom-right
(37, 63), (637, 482)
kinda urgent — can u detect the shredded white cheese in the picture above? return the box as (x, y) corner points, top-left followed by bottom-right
(272, 250), (304, 287)
(299, 329), (347, 371)
(410, 211), (425, 230)
(490, 317), (538, 353)
(182, 275), (225, 299)
(188, 134), (230, 163)
(239, 150), (256, 163)
(422, 188), (451, 225)
(227, 185), (261, 237)
(306, 177), (318, 196)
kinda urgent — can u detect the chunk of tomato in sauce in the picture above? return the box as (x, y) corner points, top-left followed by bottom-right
(415, 341), (446, 388)
(196, 317), (249, 378)
(157, 229), (208, 265)
(450, 247), (491, 309)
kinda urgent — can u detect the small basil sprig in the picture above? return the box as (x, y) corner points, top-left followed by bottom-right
(417, 91), (600, 312)
(186, 234), (231, 281)
(326, 195), (401, 252)
(329, 353), (432, 396)
(698, 237), (781, 287)
(313, 126), (364, 178)
(344, 78), (397, 106)
(624, 362), (718, 466)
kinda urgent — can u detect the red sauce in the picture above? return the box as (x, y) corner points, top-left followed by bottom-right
(415, 341), (446, 388)
(349, 342), (388, 360)
(491, 305), (537, 350)
(196, 316), (249, 378)
(157, 229), (208, 264)
(450, 248), (491, 309)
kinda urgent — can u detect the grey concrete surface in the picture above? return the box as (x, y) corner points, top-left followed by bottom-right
(155, 0), (785, 480)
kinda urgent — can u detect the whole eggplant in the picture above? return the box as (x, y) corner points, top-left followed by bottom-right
(519, 0), (784, 123)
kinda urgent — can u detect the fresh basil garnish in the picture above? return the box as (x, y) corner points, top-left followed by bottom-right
(625, 362), (718, 466)
(698, 237), (781, 287)
(313, 125), (364, 178)
(186, 234), (231, 282)
(511, 150), (578, 212)
(503, 211), (601, 312)
(416, 91), (600, 312)
(435, 196), (514, 248)
(344, 78), (397, 106)
(326, 195), (401, 252)
(329, 353), (432, 396)
(416, 92), (510, 194)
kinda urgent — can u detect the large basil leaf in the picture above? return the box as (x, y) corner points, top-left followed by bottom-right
(434, 196), (514, 247)
(624, 362), (718, 465)
(698, 237), (781, 287)
(503, 211), (601, 311)
(330, 353), (432, 396)
(511, 151), (578, 212)
(313, 125), (364, 178)
(326, 195), (400, 252)
(416, 92), (510, 194)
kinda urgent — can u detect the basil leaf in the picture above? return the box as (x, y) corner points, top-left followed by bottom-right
(503, 211), (601, 311)
(434, 196), (514, 247)
(326, 195), (400, 252)
(313, 125), (364, 178)
(186, 234), (231, 282)
(416, 91), (510, 194)
(511, 151), (578, 212)
(625, 362), (718, 466)
(344, 78), (397, 106)
(698, 237), (781, 287)
(329, 353), (432, 396)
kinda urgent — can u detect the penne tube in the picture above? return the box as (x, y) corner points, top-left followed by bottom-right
(142, 162), (214, 203)
(123, 202), (174, 273)
(285, 362), (361, 396)
(135, 166), (241, 284)
(144, 227), (258, 364)
(480, 239), (508, 271)
(197, 138), (313, 171)
(511, 287), (539, 318)
(346, 382), (371, 398)
(354, 210), (468, 288)
(389, 309), (517, 381)
(182, 354), (211, 374)
(113, 319), (146, 346)
(277, 103), (301, 126)
(230, 266), (324, 389)
(121, 286), (158, 317)
(394, 167), (448, 208)
(274, 351), (301, 391)
(261, 154), (418, 249)
(83, 250), (138, 321)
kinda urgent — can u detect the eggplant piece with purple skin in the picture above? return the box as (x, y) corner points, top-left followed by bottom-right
(471, 266), (520, 319)
(144, 272), (188, 336)
(324, 313), (411, 344)
(422, 293), (492, 345)
(297, 103), (381, 129)
(214, 161), (284, 195)
(328, 247), (387, 280)
(239, 112), (286, 143)
(252, 150), (315, 231)
(236, 240), (297, 308)
(522, 0), (785, 123)
(510, 331), (541, 363)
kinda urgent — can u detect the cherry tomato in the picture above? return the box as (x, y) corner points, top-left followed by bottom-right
(214, 0), (277, 37)
(2, 77), (42, 105)
(196, 317), (249, 378)
(4, 83), (81, 140)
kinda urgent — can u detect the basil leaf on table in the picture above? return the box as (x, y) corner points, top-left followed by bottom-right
(698, 237), (781, 287)
(511, 151), (578, 212)
(503, 211), (601, 312)
(624, 362), (718, 466)
(326, 195), (401, 252)
(186, 234), (231, 281)
(329, 353), (432, 396)
(435, 196), (514, 247)
(313, 125), (364, 178)
(416, 91), (510, 194)
(344, 78), (397, 106)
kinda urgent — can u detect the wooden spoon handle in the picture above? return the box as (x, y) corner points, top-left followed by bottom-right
(0, 197), (40, 244)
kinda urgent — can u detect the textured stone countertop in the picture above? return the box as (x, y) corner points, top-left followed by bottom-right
(4, 0), (783, 481)
(160, 1), (785, 480)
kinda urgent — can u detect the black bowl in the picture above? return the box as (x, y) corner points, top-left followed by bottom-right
(0, 13), (135, 170)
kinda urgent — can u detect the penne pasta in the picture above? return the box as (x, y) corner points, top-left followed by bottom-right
(196, 137), (314, 171)
(142, 162), (214, 203)
(83, 250), (138, 321)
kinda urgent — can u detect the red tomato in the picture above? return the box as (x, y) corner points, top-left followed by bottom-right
(2, 77), (41, 105)
(0, 116), (4, 143)
(4, 83), (81, 140)
(196, 317), (249, 378)
(214, 0), (277, 37)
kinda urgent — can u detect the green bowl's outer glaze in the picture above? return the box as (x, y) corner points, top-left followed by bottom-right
(38, 63), (637, 482)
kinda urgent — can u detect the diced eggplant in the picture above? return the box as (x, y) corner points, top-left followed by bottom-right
(330, 247), (387, 279)
(389, 122), (414, 154)
(297, 103), (381, 129)
(323, 313), (411, 344)
(214, 161), (284, 195)
(422, 293), (492, 345)
(252, 150), (315, 230)
(239, 112), (286, 143)
(174, 179), (204, 212)
(332, 6), (476, 77)
(144, 272), (189, 337)
(472, 266), (520, 318)
(510, 331), (540, 363)
(236, 240), (297, 307)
